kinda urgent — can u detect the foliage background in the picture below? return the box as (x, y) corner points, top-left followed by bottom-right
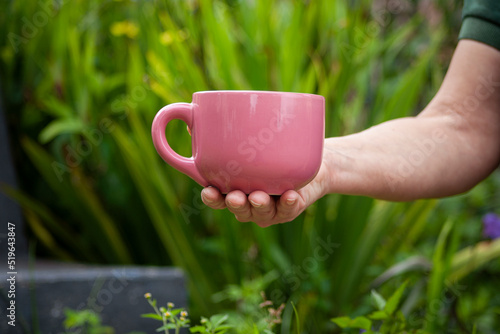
(1, 0), (500, 332)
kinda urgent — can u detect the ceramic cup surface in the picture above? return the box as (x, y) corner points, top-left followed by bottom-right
(152, 90), (325, 195)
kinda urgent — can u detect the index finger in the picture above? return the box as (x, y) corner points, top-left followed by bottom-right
(201, 187), (227, 209)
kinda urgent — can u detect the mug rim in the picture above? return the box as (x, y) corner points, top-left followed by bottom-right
(193, 90), (324, 100)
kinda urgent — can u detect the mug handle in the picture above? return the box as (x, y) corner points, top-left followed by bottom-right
(152, 103), (208, 187)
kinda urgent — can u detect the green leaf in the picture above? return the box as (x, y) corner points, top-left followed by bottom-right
(156, 323), (176, 331)
(292, 301), (300, 334)
(350, 316), (372, 330)
(189, 326), (207, 333)
(371, 289), (386, 311)
(331, 316), (351, 328)
(41, 96), (74, 118)
(384, 281), (408, 316)
(449, 239), (500, 282)
(368, 310), (388, 320)
(331, 316), (372, 330)
(141, 313), (163, 321)
(39, 118), (86, 143)
(170, 309), (181, 316)
(211, 314), (229, 328)
(427, 219), (461, 332)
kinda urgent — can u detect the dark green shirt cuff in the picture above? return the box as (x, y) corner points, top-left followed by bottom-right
(459, 16), (500, 51)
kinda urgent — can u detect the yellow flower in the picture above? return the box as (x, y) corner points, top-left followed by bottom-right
(167, 302), (174, 308)
(110, 21), (139, 39)
(160, 31), (174, 46)
(164, 311), (171, 318)
(144, 293), (152, 299)
(180, 316), (185, 321)
(160, 30), (189, 46)
(181, 311), (188, 317)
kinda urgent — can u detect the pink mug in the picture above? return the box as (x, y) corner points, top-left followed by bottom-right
(152, 90), (324, 195)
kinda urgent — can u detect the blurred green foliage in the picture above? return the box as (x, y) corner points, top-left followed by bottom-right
(1, 0), (499, 332)
(63, 308), (115, 334)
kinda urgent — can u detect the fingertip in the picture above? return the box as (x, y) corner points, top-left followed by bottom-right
(248, 190), (271, 207)
(273, 191), (301, 223)
(281, 190), (299, 206)
(201, 187), (216, 202)
(226, 199), (242, 209)
(201, 186), (225, 208)
(225, 190), (248, 209)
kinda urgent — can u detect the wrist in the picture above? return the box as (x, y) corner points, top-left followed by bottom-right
(321, 136), (372, 197)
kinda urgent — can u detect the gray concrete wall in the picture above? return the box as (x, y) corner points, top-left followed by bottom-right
(0, 263), (187, 333)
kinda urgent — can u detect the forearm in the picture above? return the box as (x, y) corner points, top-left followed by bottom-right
(326, 116), (497, 201)
(325, 40), (500, 201)
(202, 42), (500, 227)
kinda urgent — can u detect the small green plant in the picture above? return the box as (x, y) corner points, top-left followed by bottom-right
(143, 293), (232, 334)
(142, 293), (191, 334)
(189, 314), (232, 334)
(211, 271), (286, 333)
(63, 308), (144, 334)
(331, 281), (428, 334)
(63, 308), (114, 334)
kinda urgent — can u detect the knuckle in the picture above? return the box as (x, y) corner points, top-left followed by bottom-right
(208, 202), (226, 210)
(231, 208), (252, 219)
(235, 214), (251, 222)
(275, 210), (294, 222)
(254, 206), (275, 216)
(228, 205), (248, 214)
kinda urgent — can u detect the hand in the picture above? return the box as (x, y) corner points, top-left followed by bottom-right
(202, 41), (500, 218)
(201, 151), (333, 228)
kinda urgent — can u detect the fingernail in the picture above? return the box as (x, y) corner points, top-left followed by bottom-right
(249, 200), (262, 208)
(201, 191), (213, 203)
(286, 198), (296, 205)
(227, 200), (241, 209)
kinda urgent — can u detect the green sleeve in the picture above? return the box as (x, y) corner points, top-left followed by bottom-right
(459, 0), (500, 51)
